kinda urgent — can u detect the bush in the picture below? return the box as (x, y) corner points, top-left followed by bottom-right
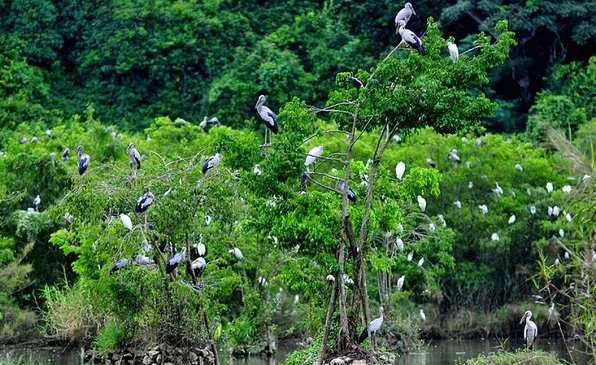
(463, 350), (563, 365)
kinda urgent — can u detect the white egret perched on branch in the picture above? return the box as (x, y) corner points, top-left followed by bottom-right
(394, 2), (416, 31)
(135, 188), (154, 226)
(305, 146), (324, 172)
(418, 257), (424, 267)
(397, 275), (405, 290)
(32, 195), (41, 211)
(397, 20), (424, 54)
(419, 309), (426, 321)
(202, 153), (222, 174)
(478, 205), (488, 215)
(358, 307), (384, 344)
(546, 182), (553, 194)
(454, 200), (462, 209)
(120, 213), (133, 231)
(520, 310), (538, 350)
(515, 164), (523, 172)
(127, 142), (141, 178)
(166, 247), (186, 274)
(447, 42), (459, 61)
(492, 182), (503, 195)
(508, 215), (516, 224)
(491, 233), (500, 241)
(448, 149), (461, 163)
(417, 195), (426, 211)
(255, 95), (279, 147)
(229, 247), (244, 260)
(76, 146), (90, 175)
(395, 161), (406, 180)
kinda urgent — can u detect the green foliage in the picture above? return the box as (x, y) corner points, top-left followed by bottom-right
(463, 350), (563, 365)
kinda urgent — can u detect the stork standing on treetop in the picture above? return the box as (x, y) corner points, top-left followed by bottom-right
(394, 2), (416, 32)
(255, 95), (279, 147)
(127, 143), (141, 179)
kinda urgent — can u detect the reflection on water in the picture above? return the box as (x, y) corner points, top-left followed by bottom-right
(1, 339), (592, 365)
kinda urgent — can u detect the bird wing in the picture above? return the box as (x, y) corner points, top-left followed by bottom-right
(369, 317), (383, 332)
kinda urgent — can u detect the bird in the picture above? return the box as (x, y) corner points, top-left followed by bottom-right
(562, 185), (572, 193)
(127, 143), (142, 178)
(136, 255), (155, 266)
(559, 230), (565, 238)
(166, 247), (186, 274)
(205, 215), (212, 226)
(491, 233), (500, 241)
(418, 257), (424, 267)
(120, 213), (133, 231)
(326, 274), (336, 282)
(61, 147), (70, 161)
(392, 135), (402, 143)
(202, 153), (222, 174)
(358, 307), (384, 344)
(426, 158), (436, 168)
(454, 200), (462, 209)
(548, 206), (553, 216)
(447, 42), (459, 62)
(553, 206), (560, 216)
(407, 252), (413, 261)
(255, 95), (279, 147)
(253, 164), (262, 175)
(492, 182), (503, 195)
(110, 258), (130, 274)
(515, 164), (523, 172)
(141, 240), (151, 253)
(396, 238), (404, 251)
(479, 205), (488, 215)
(437, 214), (446, 227)
(305, 146), (324, 172)
(195, 241), (206, 257)
(555, 258), (560, 266)
(546, 182), (553, 193)
(32, 195), (41, 211)
(19, 137), (27, 144)
(394, 2), (416, 31)
(419, 309), (426, 321)
(417, 195), (426, 211)
(565, 213), (572, 222)
(64, 213), (73, 223)
(429, 223), (436, 231)
(395, 162), (406, 180)
(508, 215), (516, 224)
(76, 146), (90, 175)
(397, 20), (424, 55)
(336, 180), (357, 203)
(564, 251), (569, 259)
(229, 247), (244, 260)
(135, 188), (154, 226)
(448, 149), (461, 163)
(190, 257), (207, 277)
(520, 310), (538, 350)
(397, 275), (405, 290)
(199, 116), (219, 130)
(257, 276), (268, 286)
(468, 181), (474, 189)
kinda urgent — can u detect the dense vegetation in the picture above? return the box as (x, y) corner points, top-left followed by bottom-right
(0, 0), (594, 363)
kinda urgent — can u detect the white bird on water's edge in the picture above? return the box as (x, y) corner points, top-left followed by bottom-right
(395, 161), (406, 180)
(520, 310), (538, 350)
(120, 213), (133, 231)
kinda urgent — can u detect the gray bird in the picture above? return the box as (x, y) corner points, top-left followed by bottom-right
(77, 146), (90, 175)
(358, 307), (385, 343)
(255, 95), (279, 147)
(61, 147), (70, 161)
(110, 258), (130, 274)
(127, 142), (141, 178)
(136, 255), (155, 266)
(397, 20), (424, 55)
(202, 153), (222, 174)
(166, 247), (186, 274)
(520, 310), (538, 350)
(395, 2), (416, 32)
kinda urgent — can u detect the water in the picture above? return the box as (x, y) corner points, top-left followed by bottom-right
(1, 339), (592, 365)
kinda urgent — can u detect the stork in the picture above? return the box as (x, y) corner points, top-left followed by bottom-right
(135, 188), (154, 227)
(394, 2), (416, 31)
(127, 143), (141, 178)
(397, 20), (424, 54)
(255, 95), (279, 147)
(520, 310), (538, 350)
(136, 255), (155, 266)
(76, 146), (90, 175)
(61, 147), (70, 161)
(336, 180), (357, 203)
(190, 257), (207, 277)
(32, 195), (41, 211)
(110, 258), (130, 274)
(426, 158), (436, 168)
(202, 153), (222, 174)
(305, 146), (324, 172)
(229, 247), (244, 260)
(166, 247), (186, 274)
(358, 307), (385, 344)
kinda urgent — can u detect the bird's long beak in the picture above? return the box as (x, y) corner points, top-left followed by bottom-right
(519, 313), (527, 324)
(412, 9), (417, 15)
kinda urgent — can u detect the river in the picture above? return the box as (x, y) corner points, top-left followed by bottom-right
(1, 339), (592, 364)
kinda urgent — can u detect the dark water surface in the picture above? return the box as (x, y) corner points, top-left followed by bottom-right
(1, 339), (592, 364)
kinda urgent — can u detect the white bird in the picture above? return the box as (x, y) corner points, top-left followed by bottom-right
(426, 158), (436, 168)
(142, 240), (151, 253)
(229, 247), (244, 260)
(515, 164), (523, 172)
(454, 200), (462, 209)
(583, 174), (591, 183)
(326, 274), (335, 282)
(468, 181), (474, 189)
(417, 195), (426, 211)
(429, 223), (436, 231)
(564, 251), (570, 260)
(267, 235), (278, 245)
(548, 206), (553, 216)
(565, 213), (572, 222)
(397, 223), (404, 233)
(553, 206), (560, 216)
(555, 258), (560, 266)
(520, 310), (538, 350)
(366, 159), (374, 169)
(205, 215), (212, 226)
(447, 42), (459, 62)
(199, 116), (219, 129)
(419, 309), (426, 321)
(257, 276), (268, 286)
(508, 215), (516, 224)
(255, 95), (279, 147)
(305, 146), (324, 171)
(397, 20), (424, 54)
(591, 250), (596, 262)
(461, 136), (468, 142)
(448, 149), (461, 163)
(392, 134), (402, 143)
(358, 307), (385, 343)
(546, 182), (553, 193)
(395, 161), (406, 180)
(559, 229), (565, 238)
(407, 252), (413, 261)
(465, 161), (472, 168)
(438, 214), (446, 227)
(191, 257), (207, 277)
(202, 153), (222, 174)
(396, 238), (404, 251)
(492, 182), (503, 195)
(491, 233), (499, 241)
(136, 255), (155, 266)
(64, 213), (73, 223)
(253, 164), (262, 175)
(342, 274), (354, 286)
(120, 213), (133, 231)
(397, 275), (405, 290)
(166, 247), (186, 274)
(418, 257), (424, 267)
(478, 205), (488, 215)
(394, 2), (416, 29)
(32, 195), (41, 211)
(562, 185), (572, 193)
(195, 238), (206, 257)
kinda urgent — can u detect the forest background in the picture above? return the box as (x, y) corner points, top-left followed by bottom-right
(0, 0), (594, 362)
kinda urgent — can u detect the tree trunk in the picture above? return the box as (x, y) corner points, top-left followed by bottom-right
(318, 279), (339, 364)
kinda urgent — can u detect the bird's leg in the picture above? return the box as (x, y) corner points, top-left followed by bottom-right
(260, 130), (268, 148)
(268, 130), (273, 146)
(144, 212), (147, 228)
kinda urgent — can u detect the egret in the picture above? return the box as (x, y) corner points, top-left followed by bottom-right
(395, 161), (406, 180)
(255, 95), (279, 147)
(397, 20), (424, 54)
(394, 2), (416, 30)
(546, 182), (553, 193)
(553, 206), (560, 216)
(583, 174), (591, 183)
(454, 200), (462, 209)
(515, 164), (523, 172)
(555, 258), (560, 266)
(120, 213), (133, 231)
(417, 195), (426, 211)
(257, 276), (268, 286)
(448, 149), (461, 163)
(135, 188), (154, 226)
(461, 136), (468, 142)
(253, 164), (262, 175)
(397, 275), (405, 290)
(548, 206), (554, 216)
(326, 274), (335, 282)
(202, 153), (222, 174)
(564, 251), (569, 259)
(366, 159), (374, 169)
(191, 257), (207, 277)
(127, 143), (141, 178)
(205, 215), (212, 226)
(396, 238), (404, 251)
(166, 247), (186, 274)
(492, 182), (503, 195)
(136, 255), (155, 266)
(392, 134), (402, 143)
(397, 223), (404, 233)
(419, 309), (426, 321)
(491, 233), (499, 241)
(61, 147), (70, 161)
(76, 146), (90, 175)
(305, 146), (324, 172)
(199, 116), (219, 130)
(468, 181), (474, 189)
(447, 42), (459, 62)
(565, 213), (572, 222)
(19, 137), (27, 144)
(429, 223), (436, 231)
(418, 257), (424, 267)
(229, 247), (244, 260)
(479, 205), (488, 215)
(358, 307), (384, 344)
(562, 185), (572, 193)
(64, 213), (73, 223)
(195, 237), (206, 257)
(407, 252), (413, 261)
(336, 180), (357, 203)
(32, 195), (41, 211)
(508, 215), (516, 224)
(110, 258), (130, 274)
(426, 158), (436, 168)
(559, 229), (565, 238)
(520, 310), (538, 350)
(342, 274), (354, 286)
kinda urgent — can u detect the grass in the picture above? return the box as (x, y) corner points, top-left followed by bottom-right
(0, 353), (50, 365)
(462, 349), (563, 365)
